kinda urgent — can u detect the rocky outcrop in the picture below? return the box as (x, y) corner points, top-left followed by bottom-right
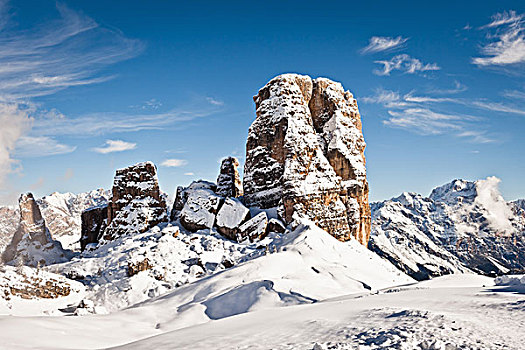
(103, 162), (167, 240)
(2, 193), (68, 267)
(80, 204), (108, 251)
(216, 157), (243, 198)
(243, 74), (370, 244)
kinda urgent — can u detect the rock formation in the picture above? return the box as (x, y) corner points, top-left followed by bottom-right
(94, 162), (167, 241)
(243, 74), (371, 244)
(216, 157), (243, 198)
(2, 193), (68, 266)
(80, 204), (108, 251)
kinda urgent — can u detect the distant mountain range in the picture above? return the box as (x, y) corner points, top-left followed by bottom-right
(369, 177), (525, 280)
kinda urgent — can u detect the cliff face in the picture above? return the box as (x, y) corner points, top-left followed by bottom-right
(2, 193), (68, 266)
(243, 74), (370, 244)
(103, 162), (167, 240)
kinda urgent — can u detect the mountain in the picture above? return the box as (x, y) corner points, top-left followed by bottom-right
(0, 189), (111, 252)
(369, 177), (525, 280)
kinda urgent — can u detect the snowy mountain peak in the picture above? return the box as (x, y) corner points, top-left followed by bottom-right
(429, 179), (477, 205)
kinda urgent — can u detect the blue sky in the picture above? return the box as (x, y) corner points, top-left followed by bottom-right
(0, 0), (524, 205)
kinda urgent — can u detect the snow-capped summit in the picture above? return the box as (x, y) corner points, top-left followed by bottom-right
(429, 179), (477, 205)
(370, 177), (525, 280)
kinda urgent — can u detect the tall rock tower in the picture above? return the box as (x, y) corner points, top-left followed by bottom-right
(243, 74), (371, 244)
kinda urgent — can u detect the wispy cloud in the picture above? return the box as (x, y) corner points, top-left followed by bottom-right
(0, 1), (142, 198)
(360, 36), (408, 54)
(92, 140), (137, 154)
(206, 97), (224, 106)
(428, 81), (468, 95)
(471, 100), (525, 116)
(33, 106), (219, 136)
(385, 108), (477, 135)
(374, 54), (440, 76)
(184, 172), (194, 176)
(62, 168), (74, 181)
(363, 88), (501, 142)
(0, 102), (32, 185)
(161, 159), (188, 167)
(14, 136), (76, 157)
(502, 89), (525, 100)
(473, 10), (525, 66)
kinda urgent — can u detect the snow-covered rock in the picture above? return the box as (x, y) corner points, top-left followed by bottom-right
(243, 74), (371, 244)
(238, 212), (268, 242)
(2, 193), (70, 267)
(370, 177), (525, 280)
(0, 264), (84, 315)
(216, 156), (243, 198)
(215, 197), (250, 239)
(179, 182), (223, 232)
(104, 162), (168, 240)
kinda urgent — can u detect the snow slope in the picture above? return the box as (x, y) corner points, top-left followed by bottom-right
(1, 274), (523, 349)
(49, 220), (412, 314)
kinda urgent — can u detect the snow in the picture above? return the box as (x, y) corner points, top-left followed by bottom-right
(1, 272), (523, 349)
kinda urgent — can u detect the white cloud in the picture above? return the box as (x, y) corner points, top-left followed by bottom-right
(473, 11), (525, 66)
(361, 89), (409, 108)
(475, 176), (516, 234)
(374, 54), (440, 76)
(360, 36), (408, 54)
(184, 172), (194, 176)
(14, 136), (76, 157)
(206, 97), (224, 106)
(161, 159), (188, 167)
(429, 81), (468, 95)
(33, 107), (218, 136)
(384, 108), (475, 135)
(502, 89), (525, 100)
(92, 140), (137, 154)
(0, 1), (143, 201)
(0, 102), (32, 185)
(471, 100), (525, 116)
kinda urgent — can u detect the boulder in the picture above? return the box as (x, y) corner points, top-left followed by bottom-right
(179, 184), (223, 232)
(2, 193), (68, 266)
(215, 198), (250, 239)
(243, 74), (371, 244)
(104, 162), (167, 240)
(170, 181), (217, 222)
(216, 157), (243, 198)
(238, 212), (268, 242)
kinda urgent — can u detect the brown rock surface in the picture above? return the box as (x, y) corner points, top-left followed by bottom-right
(243, 74), (371, 244)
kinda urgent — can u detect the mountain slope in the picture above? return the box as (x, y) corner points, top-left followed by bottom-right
(369, 177), (525, 280)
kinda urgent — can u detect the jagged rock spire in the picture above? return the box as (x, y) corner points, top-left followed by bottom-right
(216, 156), (243, 198)
(243, 74), (371, 244)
